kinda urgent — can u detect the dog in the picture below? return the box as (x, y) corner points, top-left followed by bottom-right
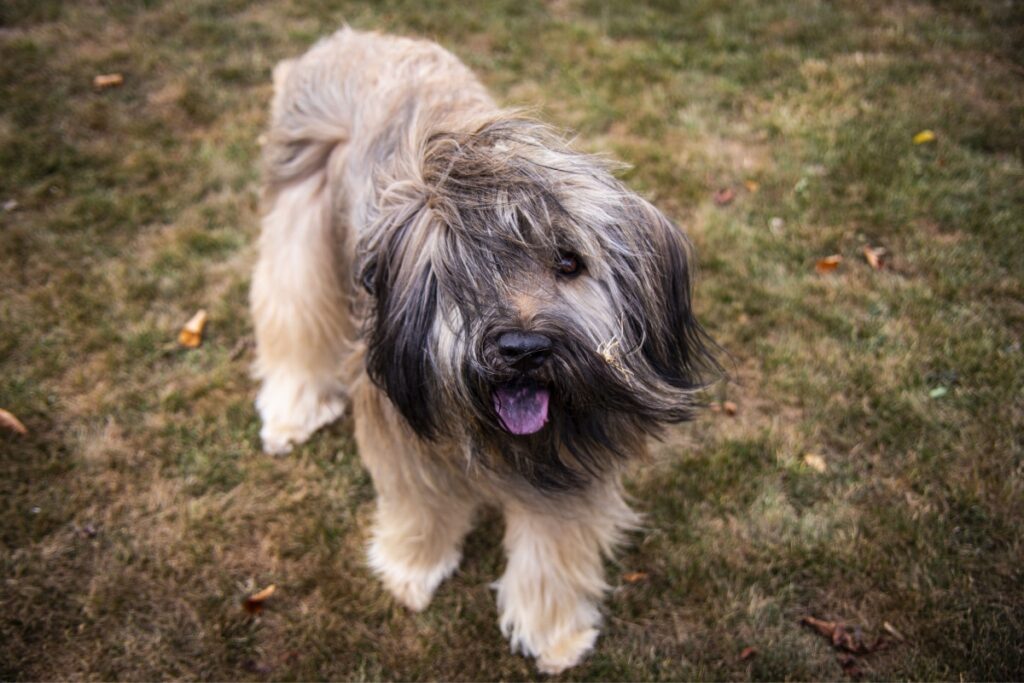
(250, 27), (717, 673)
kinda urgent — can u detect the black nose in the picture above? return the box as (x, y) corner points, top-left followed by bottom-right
(497, 331), (552, 370)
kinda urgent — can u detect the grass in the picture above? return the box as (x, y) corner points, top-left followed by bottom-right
(1, 0), (1022, 679)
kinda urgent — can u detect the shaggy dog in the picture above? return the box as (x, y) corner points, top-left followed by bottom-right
(251, 27), (716, 673)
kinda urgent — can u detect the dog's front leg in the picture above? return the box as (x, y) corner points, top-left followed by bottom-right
(355, 388), (478, 612)
(496, 484), (637, 674)
(367, 482), (477, 612)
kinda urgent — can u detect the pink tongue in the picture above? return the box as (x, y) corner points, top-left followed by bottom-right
(494, 385), (550, 435)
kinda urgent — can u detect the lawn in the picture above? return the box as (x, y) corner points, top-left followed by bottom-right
(1, 0), (1022, 680)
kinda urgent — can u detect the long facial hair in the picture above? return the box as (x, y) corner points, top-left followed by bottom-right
(359, 115), (719, 491)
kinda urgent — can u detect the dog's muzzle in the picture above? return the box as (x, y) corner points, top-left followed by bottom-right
(492, 331), (552, 435)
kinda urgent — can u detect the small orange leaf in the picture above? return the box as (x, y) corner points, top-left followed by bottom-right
(244, 584), (276, 613)
(622, 571), (648, 583)
(93, 73), (124, 89)
(0, 408), (28, 435)
(722, 400), (738, 416)
(740, 646), (758, 661)
(744, 179), (760, 193)
(862, 245), (885, 270)
(815, 254), (842, 274)
(178, 309), (208, 348)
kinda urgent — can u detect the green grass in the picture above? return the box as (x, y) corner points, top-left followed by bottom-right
(2, 0), (1022, 679)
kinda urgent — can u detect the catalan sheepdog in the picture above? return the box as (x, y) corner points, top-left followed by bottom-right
(250, 26), (716, 673)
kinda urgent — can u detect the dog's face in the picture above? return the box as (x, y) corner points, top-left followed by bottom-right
(360, 119), (716, 489)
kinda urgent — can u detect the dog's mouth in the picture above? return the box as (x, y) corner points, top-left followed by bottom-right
(493, 380), (550, 435)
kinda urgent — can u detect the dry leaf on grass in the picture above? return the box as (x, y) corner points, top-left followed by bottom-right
(178, 309), (208, 348)
(713, 187), (736, 206)
(815, 254), (842, 274)
(93, 73), (124, 89)
(0, 408), (28, 435)
(912, 129), (936, 145)
(800, 615), (888, 656)
(882, 621), (905, 641)
(744, 179), (760, 193)
(243, 584), (276, 614)
(803, 453), (827, 473)
(722, 400), (738, 416)
(622, 571), (647, 583)
(862, 245), (886, 270)
(739, 646), (758, 661)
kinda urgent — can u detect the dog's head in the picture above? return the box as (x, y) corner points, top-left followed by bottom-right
(359, 117), (718, 489)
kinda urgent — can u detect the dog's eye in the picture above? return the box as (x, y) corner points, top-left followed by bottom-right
(556, 252), (583, 277)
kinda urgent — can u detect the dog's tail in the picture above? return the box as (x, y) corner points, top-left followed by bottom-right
(262, 36), (351, 189)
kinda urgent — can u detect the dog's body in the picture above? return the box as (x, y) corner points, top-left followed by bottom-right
(251, 27), (714, 673)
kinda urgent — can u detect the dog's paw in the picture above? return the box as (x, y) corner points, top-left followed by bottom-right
(256, 389), (345, 455)
(368, 540), (461, 612)
(535, 628), (599, 675)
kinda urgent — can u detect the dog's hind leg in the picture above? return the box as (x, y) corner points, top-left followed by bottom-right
(251, 160), (353, 455)
(496, 483), (638, 674)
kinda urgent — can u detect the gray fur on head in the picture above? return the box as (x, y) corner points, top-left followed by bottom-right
(355, 113), (718, 490)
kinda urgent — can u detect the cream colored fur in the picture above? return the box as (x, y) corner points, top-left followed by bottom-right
(251, 27), (649, 673)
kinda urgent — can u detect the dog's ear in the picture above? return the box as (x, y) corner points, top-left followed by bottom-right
(360, 196), (441, 438)
(625, 199), (719, 410)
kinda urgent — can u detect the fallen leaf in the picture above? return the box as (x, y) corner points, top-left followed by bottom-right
(803, 453), (827, 473)
(622, 571), (647, 583)
(713, 187), (736, 206)
(801, 615), (838, 639)
(800, 615), (887, 656)
(882, 621), (905, 641)
(862, 245), (886, 270)
(0, 408), (28, 435)
(722, 400), (738, 416)
(815, 254), (842, 274)
(244, 584), (276, 614)
(93, 73), (124, 89)
(739, 646), (758, 661)
(178, 309), (208, 348)
(928, 386), (948, 399)
(744, 179), (760, 193)
(912, 129), (936, 145)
